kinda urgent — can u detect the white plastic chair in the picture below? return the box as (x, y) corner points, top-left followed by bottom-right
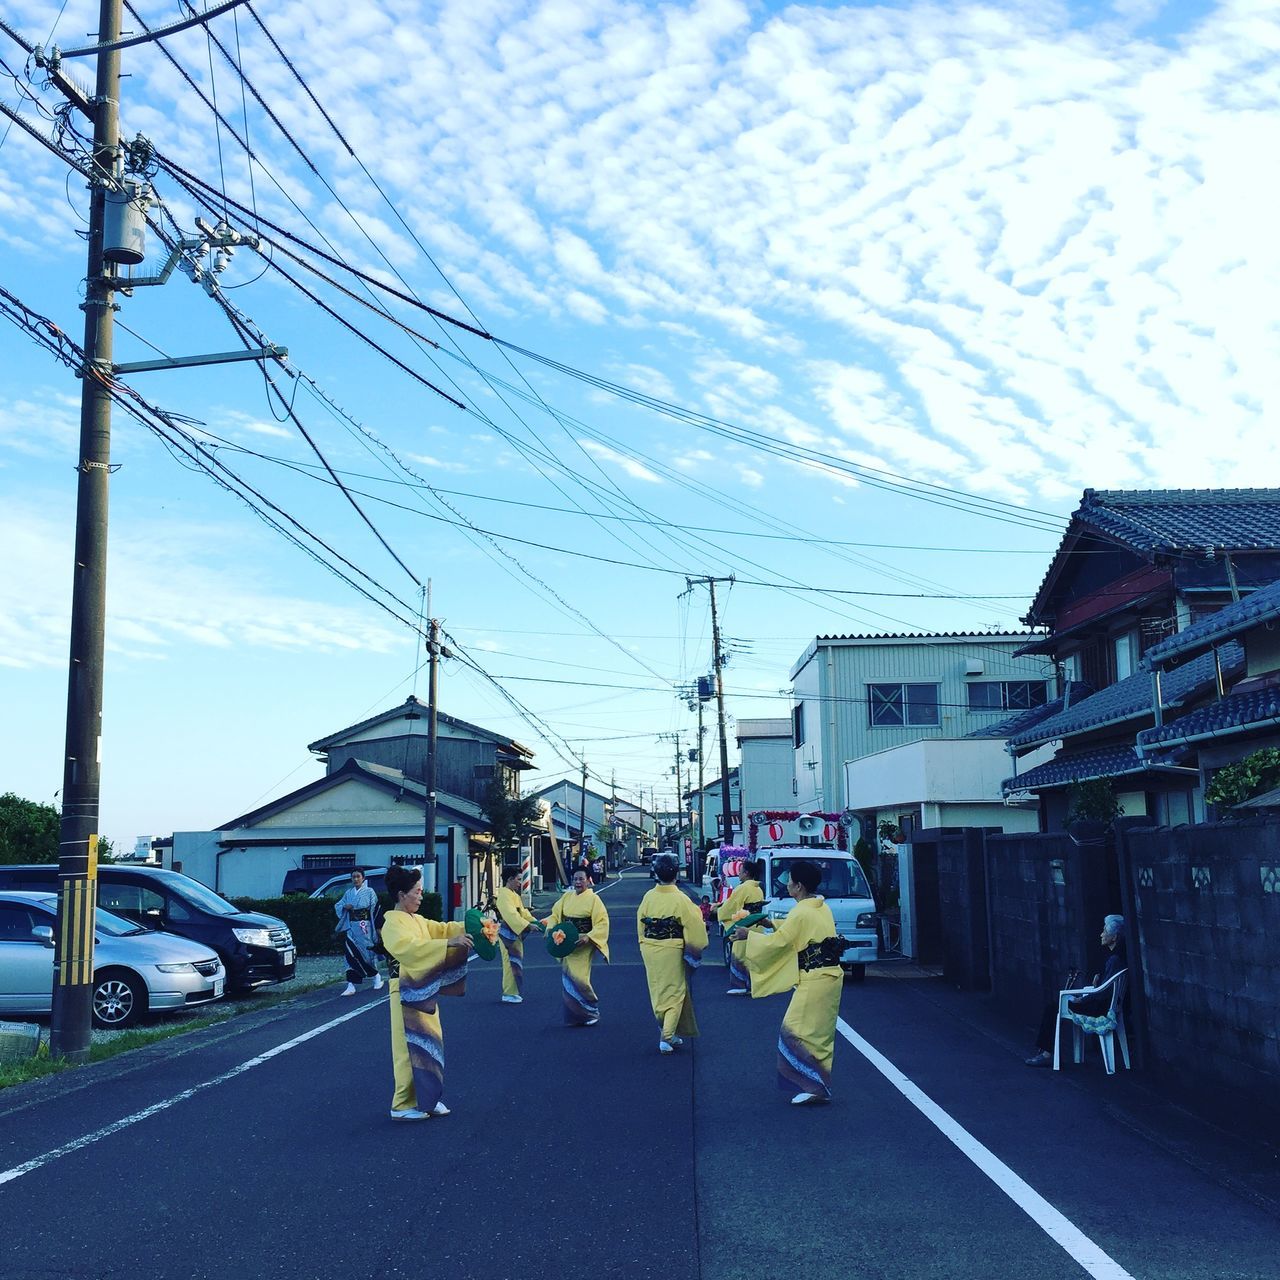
(1052, 968), (1129, 1074)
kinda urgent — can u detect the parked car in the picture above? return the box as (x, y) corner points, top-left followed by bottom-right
(308, 870), (388, 901)
(0, 865), (295, 992)
(281, 864), (384, 896)
(0, 890), (225, 1029)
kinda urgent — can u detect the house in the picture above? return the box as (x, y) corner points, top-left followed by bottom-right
(735, 718), (794, 817)
(1002, 488), (1280, 827)
(167, 697), (534, 912)
(1137, 576), (1280, 808)
(686, 768), (742, 847)
(789, 632), (1053, 816)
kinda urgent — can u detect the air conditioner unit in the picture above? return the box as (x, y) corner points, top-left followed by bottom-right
(965, 659), (984, 676)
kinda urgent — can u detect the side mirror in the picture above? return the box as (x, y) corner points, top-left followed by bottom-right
(32, 924), (55, 948)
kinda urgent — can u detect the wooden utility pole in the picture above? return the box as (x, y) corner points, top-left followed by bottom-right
(424, 614), (441, 906)
(708, 579), (736, 852)
(577, 759), (588, 868)
(50, 0), (123, 1061)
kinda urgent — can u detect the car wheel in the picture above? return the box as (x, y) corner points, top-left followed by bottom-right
(842, 963), (866, 982)
(92, 969), (145, 1029)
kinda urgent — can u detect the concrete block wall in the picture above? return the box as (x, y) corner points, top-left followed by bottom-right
(1122, 821), (1280, 1125)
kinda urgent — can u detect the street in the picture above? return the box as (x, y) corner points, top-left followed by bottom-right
(1, 868), (1276, 1280)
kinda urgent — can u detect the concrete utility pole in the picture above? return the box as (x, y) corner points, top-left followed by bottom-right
(50, 0), (124, 1061)
(577, 760), (588, 866)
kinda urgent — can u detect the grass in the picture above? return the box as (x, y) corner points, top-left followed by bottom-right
(0, 971), (343, 1091)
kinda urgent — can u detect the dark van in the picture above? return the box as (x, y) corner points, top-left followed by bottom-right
(0, 865), (295, 992)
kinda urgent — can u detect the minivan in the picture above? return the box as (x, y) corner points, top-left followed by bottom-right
(716, 845), (878, 979)
(0, 865), (295, 992)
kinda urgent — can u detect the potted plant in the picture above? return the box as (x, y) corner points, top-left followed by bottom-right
(1065, 779), (1123, 845)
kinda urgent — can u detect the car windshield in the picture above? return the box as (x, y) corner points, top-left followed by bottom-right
(767, 857), (872, 900)
(170, 878), (240, 916)
(95, 907), (148, 937)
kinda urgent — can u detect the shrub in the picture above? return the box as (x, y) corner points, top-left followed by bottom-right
(1205, 747), (1280, 810)
(230, 892), (442, 954)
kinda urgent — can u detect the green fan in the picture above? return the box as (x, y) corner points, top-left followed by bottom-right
(464, 908), (498, 961)
(544, 918), (580, 958)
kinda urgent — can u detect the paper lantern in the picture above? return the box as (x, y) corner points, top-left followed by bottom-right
(767, 821), (784, 841)
(823, 823), (836, 842)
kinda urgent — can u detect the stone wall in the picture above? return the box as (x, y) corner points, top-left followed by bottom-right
(1120, 821), (1280, 1124)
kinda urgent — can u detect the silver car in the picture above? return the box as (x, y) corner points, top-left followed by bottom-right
(0, 890), (225, 1029)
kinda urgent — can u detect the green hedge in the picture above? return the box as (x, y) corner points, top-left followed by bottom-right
(230, 892), (443, 956)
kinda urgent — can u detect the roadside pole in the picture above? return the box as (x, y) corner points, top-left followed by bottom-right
(50, 0), (123, 1061)
(708, 578), (735, 863)
(425, 616), (441, 905)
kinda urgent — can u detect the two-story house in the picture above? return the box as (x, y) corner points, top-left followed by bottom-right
(789, 632), (1055, 822)
(1001, 488), (1280, 827)
(167, 697), (534, 909)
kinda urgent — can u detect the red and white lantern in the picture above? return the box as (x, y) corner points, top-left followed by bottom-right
(822, 823), (836, 842)
(767, 821), (784, 842)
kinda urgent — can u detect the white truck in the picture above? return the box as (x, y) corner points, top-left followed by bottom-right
(716, 811), (879, 980)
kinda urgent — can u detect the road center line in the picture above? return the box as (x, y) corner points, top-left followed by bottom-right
(836, 1017), (1136, 1280)
(0, 999), (381, 1189)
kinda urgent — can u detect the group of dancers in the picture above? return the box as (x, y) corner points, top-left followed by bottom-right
(334, 854), (845, 1122)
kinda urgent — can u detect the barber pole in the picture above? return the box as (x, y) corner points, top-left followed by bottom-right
(519, 848), (532, 894)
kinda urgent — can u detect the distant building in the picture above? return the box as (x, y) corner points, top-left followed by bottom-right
(735, 718), (794, 816)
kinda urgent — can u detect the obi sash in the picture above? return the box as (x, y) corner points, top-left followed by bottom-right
(641, 917), (684, 941)
(798, 937), (845, 971)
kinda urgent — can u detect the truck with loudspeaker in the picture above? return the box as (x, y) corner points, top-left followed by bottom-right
(714, 810), (879, 980)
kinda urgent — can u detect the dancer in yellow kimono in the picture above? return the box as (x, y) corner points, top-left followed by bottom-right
(716, 856), (765, 995)
(381, 865), (473, 1121)
(637, 852), (708, 1053)
(547, 867), (610, 1025)
(496, 865), (542, 1004)
(734, 859), (842, 1105)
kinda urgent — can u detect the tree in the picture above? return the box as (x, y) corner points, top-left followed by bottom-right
(0, 793), (60, 864)
(480, 780), (543, 865)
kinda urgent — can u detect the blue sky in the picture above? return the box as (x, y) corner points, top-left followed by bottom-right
(2, 0), (1278, 849)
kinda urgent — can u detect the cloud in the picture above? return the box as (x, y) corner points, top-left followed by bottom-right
(0, 498), (406, 671)
(579, 438), (664, 482)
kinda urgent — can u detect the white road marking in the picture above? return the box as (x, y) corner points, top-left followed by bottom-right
(0, 999), (381, 1188)
(836, 1017), (1136, 1280)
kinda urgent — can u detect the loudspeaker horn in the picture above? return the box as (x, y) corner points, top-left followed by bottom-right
(796, 813), (821, 834)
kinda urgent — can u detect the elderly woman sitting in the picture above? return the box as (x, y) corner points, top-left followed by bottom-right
(1025, 914), (1127, 1068)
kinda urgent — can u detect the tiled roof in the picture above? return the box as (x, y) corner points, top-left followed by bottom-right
(812, 631), (1037, 641)
(1138, 685), (1280, 749)
(1008, 643), (1244, 748)
(1143, 578), (1280, 667)
(1075, 489), (1280, 554)
(1002, 745), (1152, 794)
(965, 682), (1092, 739)
(1026, 489), (1280, 621)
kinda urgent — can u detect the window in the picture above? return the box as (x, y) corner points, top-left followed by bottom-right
(868, 683), (940, 727)
(0, 903), (38, 942)
(1113, 630), (1139, 680)
(792, 703), (805, 748)
(967, 681), (1048, 711)
(473, 764), (495, 781)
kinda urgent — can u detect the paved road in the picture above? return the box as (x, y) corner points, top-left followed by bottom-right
(1, 868), (1276, 1279)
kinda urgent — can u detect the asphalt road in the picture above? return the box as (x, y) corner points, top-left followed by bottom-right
(1, 868), (1276, 1280)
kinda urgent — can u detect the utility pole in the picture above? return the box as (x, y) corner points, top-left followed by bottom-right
(50, 0), (124, 1062)
(424, 613), (441, 907)
(578, 759), (588, 869)
(685, 576), (737, 870)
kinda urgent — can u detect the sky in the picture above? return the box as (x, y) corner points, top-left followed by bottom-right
(2, 0), (1278, 850)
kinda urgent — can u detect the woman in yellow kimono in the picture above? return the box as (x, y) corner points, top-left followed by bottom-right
(496, 865), (542, 1004)
(637, 852), (708, 1053)
(381, 865), (473, 1121)
(547, 867), (610, 1025)
(734, 859), (843, 1105)
(716, 856), (765, 995)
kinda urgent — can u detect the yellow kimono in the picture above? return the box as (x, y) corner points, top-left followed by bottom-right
(496, 885), (540, 999)
(716, 879), (765, 992)
(548, 887), (610, 1025)
(380, 910), (467, 1113)
(742, 896), (842, 1099)
(638, 884), (709, 1043)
